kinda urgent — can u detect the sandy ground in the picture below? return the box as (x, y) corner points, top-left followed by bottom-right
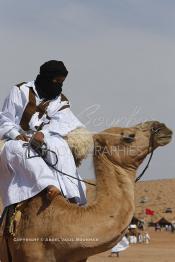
(88, 228), (175, 262)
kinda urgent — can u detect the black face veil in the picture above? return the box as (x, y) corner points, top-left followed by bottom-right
(35, 60), (68, 100)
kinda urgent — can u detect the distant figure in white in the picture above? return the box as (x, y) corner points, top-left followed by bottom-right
(143, 232), (150, 244)
(109, 236), (129, 257)
(138, 232), (143, 243)
(128, 234), (137, 244)
(128, 224), (137, 244)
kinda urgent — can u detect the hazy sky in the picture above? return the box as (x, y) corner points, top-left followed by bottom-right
(0, 0), (174, 181)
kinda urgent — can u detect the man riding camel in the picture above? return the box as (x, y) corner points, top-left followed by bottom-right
(0, 60), (87, 209)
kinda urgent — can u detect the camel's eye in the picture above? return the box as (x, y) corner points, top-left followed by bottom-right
(129, 134), (135, 138)
(122, 133), (135, 143)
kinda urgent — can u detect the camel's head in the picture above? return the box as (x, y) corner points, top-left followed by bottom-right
(94, 121), (172, 170)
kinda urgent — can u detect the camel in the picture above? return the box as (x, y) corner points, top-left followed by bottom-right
(0, 120), (172, 262)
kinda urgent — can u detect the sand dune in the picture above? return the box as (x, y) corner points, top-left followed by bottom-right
(87, 178), (175, 223)
(134, 179), (175, 223)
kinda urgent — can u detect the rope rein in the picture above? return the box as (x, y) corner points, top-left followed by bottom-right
(135, 126), (162, 183)
(23, 142), (96, 187)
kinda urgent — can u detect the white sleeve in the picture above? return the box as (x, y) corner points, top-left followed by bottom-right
(0, 86), (21, 140)
(41, 108), (85, 137)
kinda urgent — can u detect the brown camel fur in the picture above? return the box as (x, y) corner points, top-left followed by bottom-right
(0, 121), (172, 262)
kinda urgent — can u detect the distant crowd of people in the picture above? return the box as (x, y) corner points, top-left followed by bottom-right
(108, 221), (175, 258)
(127, 231), (151, 244)
(108, 230), (151, 258)
(155, 223), (175, 233)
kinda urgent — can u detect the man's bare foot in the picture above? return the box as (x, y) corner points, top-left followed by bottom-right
(47, 185), (60, 201)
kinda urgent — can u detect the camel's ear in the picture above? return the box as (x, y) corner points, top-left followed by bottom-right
(93, 133), (106, 147)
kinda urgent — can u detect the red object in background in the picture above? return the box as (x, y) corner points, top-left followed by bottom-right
(145, 208), (155, 216)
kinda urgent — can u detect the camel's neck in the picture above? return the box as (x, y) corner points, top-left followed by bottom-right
(80, 153), (136, 249)
(95, 154), (135, 203)
(94, 154), (135, 218)
(62, 153), (136, 253)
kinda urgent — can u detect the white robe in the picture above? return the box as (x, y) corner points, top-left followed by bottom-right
(111, 236), (129, 253)
(0, 81), (86, 208)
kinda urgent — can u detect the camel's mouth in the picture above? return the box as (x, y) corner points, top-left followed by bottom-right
(156, 130), (173, 146)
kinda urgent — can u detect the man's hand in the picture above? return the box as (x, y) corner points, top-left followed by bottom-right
(15, 134), (29, 142)
(31, 132), (45, 154)
(33, 132), (44, 144)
